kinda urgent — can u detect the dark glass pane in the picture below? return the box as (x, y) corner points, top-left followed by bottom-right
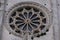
(28, 12), (32, 18)
(25, 6), (31, 10)
(40, 12), (44, 17)
(15, 30), (21, 33)
(40, 25), (45, 30)
(42, 18), (46, 23)
(10, 24), (15, 30)
(24, 12), (27, 18)
(33, 7), (39, 12)
(9, 18), (13, 23)
(11, 12), (16, 17)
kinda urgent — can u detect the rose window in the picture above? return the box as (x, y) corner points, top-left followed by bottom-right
(5, 2), (52, 38)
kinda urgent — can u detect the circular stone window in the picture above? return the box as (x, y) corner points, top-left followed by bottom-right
(5, 2), (52, 38)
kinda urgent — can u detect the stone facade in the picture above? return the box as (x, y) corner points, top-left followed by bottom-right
(0, 0), (60, 40)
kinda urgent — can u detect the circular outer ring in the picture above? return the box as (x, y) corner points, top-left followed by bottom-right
(4, 2), (52, 37)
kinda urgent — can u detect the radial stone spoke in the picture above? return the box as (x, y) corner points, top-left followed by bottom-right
(15, 21), (23, 24)
(19, 17), (24, 20)
(30, 23), (37, 28)
(30, 13), (34, 19)
(29, 23), (34, 29)
(16, 20), (23, 22)
(32, 20), (40, 22)
(17, 23), (24, 26)
(19, 14), (25, 19)
(17, 23), (25, 29)
(32, 17), (40, 21)
(28, 24), (32, 31)
(32, 21), (40, 25)
(31, 22), (39, 26)
(27, 12), (29, 19)
(31, 14), (37, 19)
(22, 24), (27, 31)
(16, 17), (24, 21)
